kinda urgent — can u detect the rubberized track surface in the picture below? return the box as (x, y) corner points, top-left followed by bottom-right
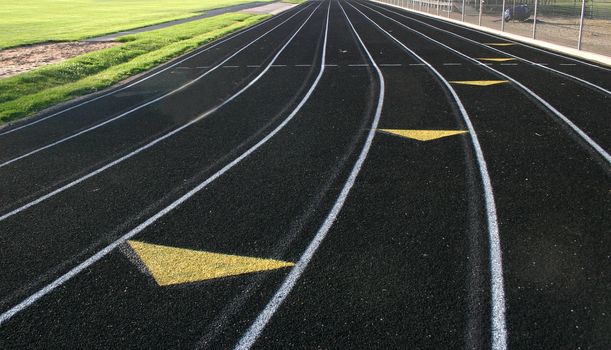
(0, 1), (609, 349)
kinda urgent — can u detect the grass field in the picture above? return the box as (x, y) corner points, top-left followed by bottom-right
(0, 12), (269, 123)
(0, 0), (273, 49)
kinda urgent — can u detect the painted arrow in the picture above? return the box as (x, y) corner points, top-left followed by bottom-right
(127, 240), (294, 286)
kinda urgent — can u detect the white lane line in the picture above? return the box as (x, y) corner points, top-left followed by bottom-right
(0, 2), (325, 326)
(368, 2), (611, 95)
(271, 64), (287, 67)
(247, 65), (261, 68)
(294, 64), (312, 67)
(0, 5), (314, 169)
(0, 6), (303, 137)
(347, 63), (369, 67)
(235, 2), (383, 348)
(176, 67), (193, 69)
(409, 63), (424, 66)
(559, 63), (577, 66)
(379, 63), (402, 66)
(223, 65), (240, 68)
(361, 2), (611, 165)
(196, 66), (211, 69)
(0, 4), (321, 224)
(500, 63), (518, 66)
(348, 2), (508, 349)
(443, 63), (461, 66)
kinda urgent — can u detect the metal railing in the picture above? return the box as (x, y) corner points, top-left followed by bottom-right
(376, 0), (611, 57)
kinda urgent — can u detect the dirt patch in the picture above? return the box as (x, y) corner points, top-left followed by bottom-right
(0, 41), (119, 79)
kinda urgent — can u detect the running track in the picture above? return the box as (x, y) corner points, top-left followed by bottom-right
(0, 1), (609, 348)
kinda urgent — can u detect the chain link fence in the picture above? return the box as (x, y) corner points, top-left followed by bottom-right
(377, 0), (611, 56)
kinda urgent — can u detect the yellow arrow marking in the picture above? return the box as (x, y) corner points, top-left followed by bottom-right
(477, 57), (516, 62)
(450, 80), (508, 86)
(127, 240), (294, 286)
(483, 42), (515, 46)
(378, 129), (467, 141)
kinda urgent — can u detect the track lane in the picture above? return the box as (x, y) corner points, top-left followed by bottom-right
(0, 4), (319, 217)
(353, 1), (611, 349)
(0, 5), (306, 142)
(0, 2), (325, 316)
(353, 1), (610, 164)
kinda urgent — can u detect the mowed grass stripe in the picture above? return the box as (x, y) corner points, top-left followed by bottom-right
(0, 13), (269, 123)
(0, 0), (274, 49)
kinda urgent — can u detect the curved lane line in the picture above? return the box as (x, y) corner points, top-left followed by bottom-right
(346, 1), (508, 349)
(0, 6), (321, 223)
(0, 5), (303, 137)
(356, 1), (611, 166)
(367, 1), (611, 96)
(0, 1), (326, 327)
(0, 4), (312, 168)
(234, 2), (383, 348)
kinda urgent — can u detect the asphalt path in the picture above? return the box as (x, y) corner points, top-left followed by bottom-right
(0, 0), (609, 349)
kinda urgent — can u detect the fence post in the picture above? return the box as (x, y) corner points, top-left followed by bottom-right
(462, 0), (465, 21)
(501, 0), (506, 31)
(479, 0), (484, 26)
(532, 0), (539, 38)
(577, 0), (586, 49)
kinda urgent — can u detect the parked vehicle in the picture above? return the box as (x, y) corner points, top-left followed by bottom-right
(504, 4), (531, 21)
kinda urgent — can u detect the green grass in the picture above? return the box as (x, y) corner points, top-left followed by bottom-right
(0, 0), (273, 49)
(0, 13), (270, 123)
(282, 0), (307, 4)
(536, 0), (611, 19)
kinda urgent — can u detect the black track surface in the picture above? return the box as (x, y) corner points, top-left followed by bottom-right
(0, 1), (609, 349)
